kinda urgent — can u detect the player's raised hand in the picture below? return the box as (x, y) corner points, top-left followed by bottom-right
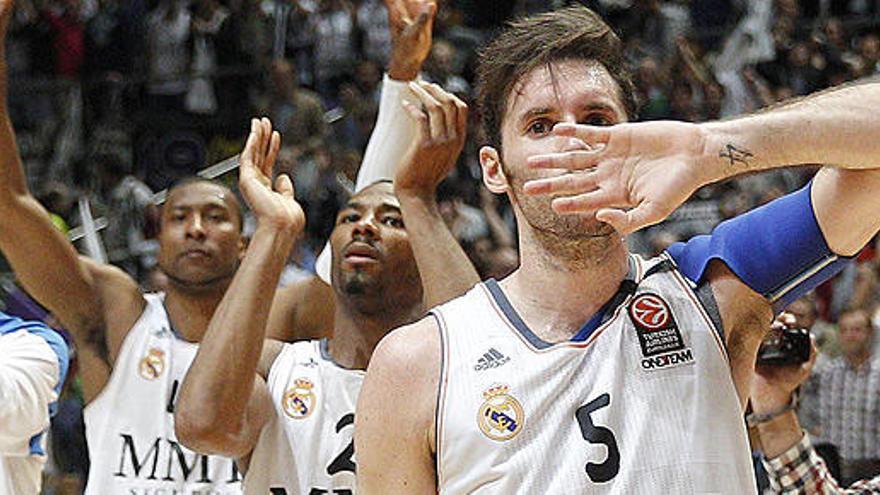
(394, 81), (467, 197)
(386, 0), (437, 81)
(522, 121), (713, 235)
(239, 118), (305, 235)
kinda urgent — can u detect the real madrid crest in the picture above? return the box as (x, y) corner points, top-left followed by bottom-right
(477, 383), (524, 441)
(282, 378), (317, 419)
(139, 348), (166, 380)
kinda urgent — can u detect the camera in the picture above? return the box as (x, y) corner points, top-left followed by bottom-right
(756, 327), (811, 366)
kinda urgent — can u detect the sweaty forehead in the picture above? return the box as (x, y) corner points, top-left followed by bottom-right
(505, 59), (626, 124)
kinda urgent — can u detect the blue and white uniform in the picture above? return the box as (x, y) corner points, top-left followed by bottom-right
(432, 182), (849, 493)
(0, 312), (69, 495)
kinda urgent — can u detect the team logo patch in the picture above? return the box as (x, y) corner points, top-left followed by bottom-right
(282, 378), (316, 419)
(477, 384), (524, 441)
(138, 348), (166, 380)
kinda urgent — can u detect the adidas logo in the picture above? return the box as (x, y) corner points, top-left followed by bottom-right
(474, 348), (510, 371)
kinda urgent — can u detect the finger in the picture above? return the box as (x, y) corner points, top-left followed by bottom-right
(402, 99), (430, 143)
(275, 173), (294, 199)
(454, 97), (468, 147)
(266, 130), (281, 178)
(527, 150), (602, 171)
(420, 82), (457, 140)
(260, 117), (273, 164)
(523, 172), (599, 196)
(387, 0), (410, 24)
(550, 189), (616, 214)
(242, 119), (259, 169)
(409, 81), (446, 141)
(553, 123), (612, 147)
(595, 204), (662, 235)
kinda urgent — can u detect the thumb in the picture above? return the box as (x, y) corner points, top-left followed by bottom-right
(596, 204), (659, 235)
(275, 174), (295, 200)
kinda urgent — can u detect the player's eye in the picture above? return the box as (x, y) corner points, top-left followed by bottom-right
(339, 212), (360, 224)
(583, 114), (614, 126)
(528, 119), (553, 136)
(382, 216), (404, 228)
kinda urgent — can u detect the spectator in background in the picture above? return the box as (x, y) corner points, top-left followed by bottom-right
(93, 152), (156, 279)
(0, 311), (70, 495)
(40, 0), (84, 79)
(260, 58), (327, 159)
(311, 0), (357, 100)
(145, 0), (190, 112)
(357, 0), (391, 65)
(800, 308), (880, 486)
(424, 38), (469, 96)
(185, 0), (230, 116)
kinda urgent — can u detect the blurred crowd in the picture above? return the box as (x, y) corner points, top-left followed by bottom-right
(1, 0), (880, 492)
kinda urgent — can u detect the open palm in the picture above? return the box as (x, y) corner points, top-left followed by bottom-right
(239, 118), (305, 234)
(523, 121), (712, 235)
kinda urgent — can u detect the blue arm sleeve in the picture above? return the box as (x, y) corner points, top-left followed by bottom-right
(666, 182), (852, 313)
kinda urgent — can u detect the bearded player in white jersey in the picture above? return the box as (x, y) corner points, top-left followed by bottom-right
(356, 6), (880, 494)
(173, 2), (479, 494)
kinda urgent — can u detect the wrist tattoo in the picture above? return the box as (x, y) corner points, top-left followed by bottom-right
(719, 143), (754, 169)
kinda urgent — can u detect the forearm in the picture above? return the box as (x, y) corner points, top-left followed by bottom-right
(0, 44), (32, 200)
(177, 224), (295, 441)
(398, 193), (479, 308)
(700, 79), (880, 181)
(355, 75), (417, 190)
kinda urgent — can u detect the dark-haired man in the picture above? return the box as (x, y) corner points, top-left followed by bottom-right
(357, 6), (880, 493)
(175, 80), (477, 493)
(0, 0), (249, 491)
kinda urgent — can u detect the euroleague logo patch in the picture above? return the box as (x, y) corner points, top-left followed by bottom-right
(282, 378), (317, 419)
(628, 293), (694, 371)
(477, 384), (524, 441)
(629, 293), (671, 329)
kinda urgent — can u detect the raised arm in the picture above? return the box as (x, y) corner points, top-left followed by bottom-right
(0, 0), (139, 402)
(175, 119), (305, 457)
(356, 316), (440, 494)
(395, 80), (479, 308)
(269, 0), (441, 339)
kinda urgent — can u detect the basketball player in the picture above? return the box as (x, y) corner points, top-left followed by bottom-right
(0, 311), (69, 495)
(265, 0), (442, 343)
(356, 6), (880, 493)
(175, 78), (477, 493)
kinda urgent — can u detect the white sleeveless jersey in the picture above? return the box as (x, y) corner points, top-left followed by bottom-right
(243, 339), (362, 494)
(432, 254), (757, 494)
(83, 293), (242, 494)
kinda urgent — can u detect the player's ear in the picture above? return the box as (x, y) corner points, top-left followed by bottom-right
(480, 146), (509, 194)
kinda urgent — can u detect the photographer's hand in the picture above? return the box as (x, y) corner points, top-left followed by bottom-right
(751, 313), (817, 458)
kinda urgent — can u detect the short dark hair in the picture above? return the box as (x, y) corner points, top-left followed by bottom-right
(475, 5), (637, 150)
(164, 176), (244, 232)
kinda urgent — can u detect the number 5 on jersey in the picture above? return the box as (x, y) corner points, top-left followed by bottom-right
(576, 393), (620, 483)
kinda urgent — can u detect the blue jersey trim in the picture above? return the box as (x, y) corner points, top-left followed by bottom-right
(666, 182), (851, 313)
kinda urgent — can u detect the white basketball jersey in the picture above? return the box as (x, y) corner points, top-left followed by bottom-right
(83, 293), (242, 494)
(244, 339), (362, 494)
(432, 254), (756, 494)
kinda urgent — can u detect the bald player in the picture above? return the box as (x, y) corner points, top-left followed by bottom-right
(175, 76), (477, 493)
(356, 6), (880, 494)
